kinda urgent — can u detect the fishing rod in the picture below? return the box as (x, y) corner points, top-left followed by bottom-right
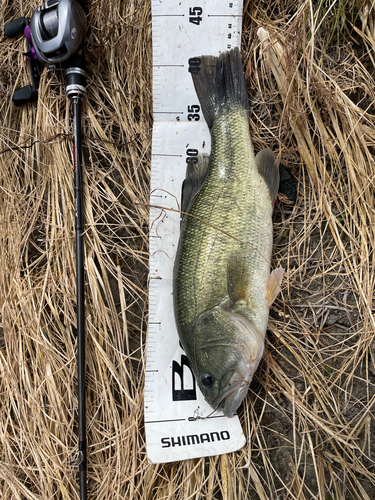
(5, 2), (88, 498)
(66, 53), (88, 500)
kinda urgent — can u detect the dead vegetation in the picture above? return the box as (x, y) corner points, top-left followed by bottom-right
(0, 0), (375, 498)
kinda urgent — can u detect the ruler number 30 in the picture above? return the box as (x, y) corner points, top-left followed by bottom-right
(189, 6), (202, 25)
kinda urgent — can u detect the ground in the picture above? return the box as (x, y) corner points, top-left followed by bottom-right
(1, 0), (375, 498)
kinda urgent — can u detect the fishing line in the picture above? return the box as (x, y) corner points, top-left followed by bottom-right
(188, 407), (219, 421)
(139, 201), (275, 267)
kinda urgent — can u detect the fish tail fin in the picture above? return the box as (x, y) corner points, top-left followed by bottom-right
(191, 47), (249, 129)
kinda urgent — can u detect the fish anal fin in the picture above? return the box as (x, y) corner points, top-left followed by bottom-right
(266, 267), (284, 306)
(255, 148), (280, 203)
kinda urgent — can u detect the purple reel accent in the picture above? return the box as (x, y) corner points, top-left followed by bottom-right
(24, 24), (32, 43)
(24, 25), (39, 61)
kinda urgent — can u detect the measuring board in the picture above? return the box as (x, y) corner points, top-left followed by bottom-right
(146, 0), (246, 464)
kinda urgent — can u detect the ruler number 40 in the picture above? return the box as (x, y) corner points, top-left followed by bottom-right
(189, 6), (202, 25)
(188, 57), (201, 75)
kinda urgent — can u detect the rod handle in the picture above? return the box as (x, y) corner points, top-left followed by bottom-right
(65, 53), (86, 100)
(13, 85), (38, 107)
(4, 17), (28, 38)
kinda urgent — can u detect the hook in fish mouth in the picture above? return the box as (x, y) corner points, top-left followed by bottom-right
(212, 372), (252, 418)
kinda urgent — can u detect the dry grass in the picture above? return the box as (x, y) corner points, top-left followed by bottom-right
(1, 0), (375, 498)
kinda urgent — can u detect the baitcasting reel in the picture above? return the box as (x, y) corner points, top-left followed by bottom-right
(4, 0), (87, 106)
(30, 0), (86, 65)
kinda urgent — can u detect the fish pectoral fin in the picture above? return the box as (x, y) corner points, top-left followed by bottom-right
(255, 148), (279, 203)
(181, 153), (210, 217)
(266, 267), (284, 306)
(227, 251), (251, 306)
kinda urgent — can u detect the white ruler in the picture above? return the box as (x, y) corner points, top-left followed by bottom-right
(146, 0), (246, 464)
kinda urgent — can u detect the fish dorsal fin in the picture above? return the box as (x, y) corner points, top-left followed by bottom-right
(266, 267), (284, 306)
(181, 153), (210, 217)
(255, 148), (280, 203)
(227, 251), (251, 307)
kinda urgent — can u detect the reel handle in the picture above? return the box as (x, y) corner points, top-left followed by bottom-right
(4, 14), (41, 106)
(12, 85), (38, 107)
(4, 17), (29, 38)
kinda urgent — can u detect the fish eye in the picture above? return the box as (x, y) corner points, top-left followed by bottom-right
(200, 374), (215, 387)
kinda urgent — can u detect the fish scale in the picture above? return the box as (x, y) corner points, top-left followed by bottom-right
(175, 107), (273, 334)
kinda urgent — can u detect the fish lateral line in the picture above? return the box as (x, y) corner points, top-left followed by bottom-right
(140, 201), (272, 267)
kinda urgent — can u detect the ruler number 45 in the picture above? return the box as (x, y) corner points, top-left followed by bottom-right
(189, 6), (202, 25)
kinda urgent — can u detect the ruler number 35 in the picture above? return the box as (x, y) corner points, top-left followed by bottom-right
(187, 105), (200, 121)
(189, 6), (202, 25)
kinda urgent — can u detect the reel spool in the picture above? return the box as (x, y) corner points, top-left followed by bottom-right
(30, 0), (87, 66)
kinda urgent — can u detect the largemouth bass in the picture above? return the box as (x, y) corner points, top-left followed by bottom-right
(173, 48), (283, 417)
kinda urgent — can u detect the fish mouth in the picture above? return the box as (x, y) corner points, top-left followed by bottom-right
(211, 325), (265, 417)
(212, 372), (252, 418)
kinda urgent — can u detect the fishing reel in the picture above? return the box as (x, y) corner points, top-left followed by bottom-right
(4, 0), (87, 106)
